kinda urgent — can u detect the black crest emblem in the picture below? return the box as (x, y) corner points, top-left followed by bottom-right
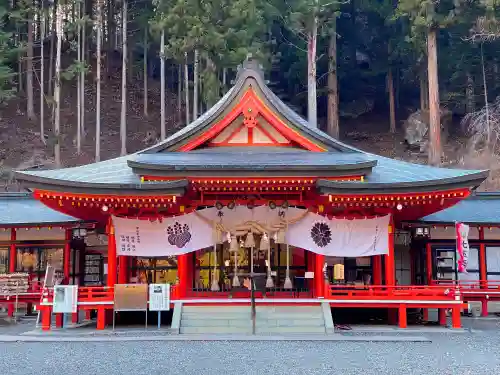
(166, 222), (192, 248)
(310, 222), (332, 247)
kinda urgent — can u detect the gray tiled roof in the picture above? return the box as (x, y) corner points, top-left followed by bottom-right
(13, 59), (488, 194)
(130, 151), (376, 171)
(419, 193), (500, 224)
(0, 193), (81, 226)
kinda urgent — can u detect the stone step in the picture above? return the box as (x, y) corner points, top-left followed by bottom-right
(181, 312), (322, 320)
(255, 306), (321, 312)
(181, 319), (252, 327)
(181, 313), (251, 320)
(256, 313), (323, 319)
(255, 326), (326, 334)
(180, 326), (252, 334)
(180, 318), (324, 328)
(258, 319), (325, 327)
(182, 306), (249, 313)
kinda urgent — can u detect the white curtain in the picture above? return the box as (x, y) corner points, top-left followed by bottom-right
(286, 213), (390, 257)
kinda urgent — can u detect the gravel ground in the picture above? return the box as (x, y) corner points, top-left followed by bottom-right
(0, 319), (499, 375)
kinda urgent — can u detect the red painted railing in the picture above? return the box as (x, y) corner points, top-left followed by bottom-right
(431, 280), (500, 290)
(78, 286), (114, 302)
(328, 284), (457, 300)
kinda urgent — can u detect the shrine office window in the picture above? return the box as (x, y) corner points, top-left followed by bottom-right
(0, 247), (7, 273)
(15, 247), (64, 280)
(486, 246), (500, 281)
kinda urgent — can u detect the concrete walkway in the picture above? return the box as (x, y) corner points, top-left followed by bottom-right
(0, 333), (432, 342)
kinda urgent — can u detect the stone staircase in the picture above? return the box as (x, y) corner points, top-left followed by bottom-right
(177, 304), (331, 335)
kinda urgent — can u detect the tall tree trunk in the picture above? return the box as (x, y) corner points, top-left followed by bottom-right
(76, 0), (81, 154)
(48, 2), (56, 97)
(54, 4), (63, 168)
(427, 28), (442, 166)
(40, 7), (45, 144)
(387, 68), (396, 133)
(106, 0), (114, 80)
(17, 25), (23, 94)
(95, 0), (102, 162)
(307, 14), (318, 128)
(222, 67), (227, 94)
(143, 27), (148, 117)
(327, 27), (339, 139)
(27, 14), (35, 119)
(465, 71), (474, 114)
(160, 30), (165, 140)
(177, 64), (181, 124)
(184, 52), (190, 125)
(120, 0), (127, 156)
(128, 38), (133, 82)
(419, 66), (428, 111)
(193, 49), (199, 120)
(481, 43), (491, 147)
(81, 21), (85, 137)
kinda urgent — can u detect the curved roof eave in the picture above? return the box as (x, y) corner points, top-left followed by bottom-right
(13, 171), (189, 196)
(317, 170), (489, 194)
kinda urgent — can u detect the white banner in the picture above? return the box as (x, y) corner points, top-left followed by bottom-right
(114, 213), (213, 257)
(286, 213), (390, 257)
(149, 284), (171, 311)
(456, 222), (470, 273)
(113, 207), (389, 257)
(53, 285), (78, 313)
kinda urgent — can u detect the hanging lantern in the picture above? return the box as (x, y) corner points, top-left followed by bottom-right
(245, 231), (255, 248)
(259, 233), (269, 251)
(229, 235), (239, 252)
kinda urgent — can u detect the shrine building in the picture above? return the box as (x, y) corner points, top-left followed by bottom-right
(7, 59), (495, 332)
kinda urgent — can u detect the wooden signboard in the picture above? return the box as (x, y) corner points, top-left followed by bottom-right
(114, 284), (148, 312)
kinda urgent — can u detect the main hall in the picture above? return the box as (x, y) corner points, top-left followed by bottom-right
(7, 59), (490, 332)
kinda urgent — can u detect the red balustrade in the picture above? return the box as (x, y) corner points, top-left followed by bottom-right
(328, 284), (456, 301)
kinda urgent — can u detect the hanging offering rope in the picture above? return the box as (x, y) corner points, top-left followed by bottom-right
(211, 221), (220, 291)
(283, 213), (293, 289)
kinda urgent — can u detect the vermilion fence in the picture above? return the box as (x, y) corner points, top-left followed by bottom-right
(328, 284), (457, 300)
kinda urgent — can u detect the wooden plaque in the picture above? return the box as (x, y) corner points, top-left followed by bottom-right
(114, 284), (148, 311)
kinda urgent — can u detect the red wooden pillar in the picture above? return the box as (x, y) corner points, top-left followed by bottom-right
(451, 307), (461, 329)
(63, 228), (71, 280)
(41, 306), (52, 331)
(398, 304), (407, 328)
(372, 256), (382, 285)
(423, 309), (429, 321)
(55, 313), (64, 328)
(479, 228), (487, 287)
(177, 253), (189, 298)
(314, 253), (325, 298)
(97, 308), (106, 330)
(479, 228), (488, 316)
(107, 219), (117, 287)
(118, 256), (128, 284)
(7, 228), (16, 317)
(385, 217), (395, 286)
